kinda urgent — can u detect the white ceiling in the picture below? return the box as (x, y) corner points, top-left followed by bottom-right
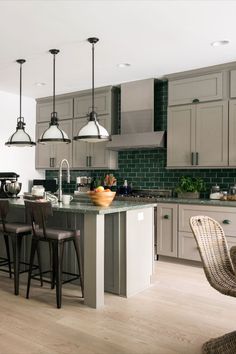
(0, 0), (236, 99)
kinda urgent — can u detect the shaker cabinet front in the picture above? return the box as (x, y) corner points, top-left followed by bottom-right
(35, 120), (72, 169)
(167, 101), (228, 168)
(72, 117), (118, 169)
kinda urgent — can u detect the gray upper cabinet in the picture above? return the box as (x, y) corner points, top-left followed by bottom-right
(229, 99), (236, 165)
(168, 72), (223, 106)
(167, 101), (228, 168)
(230, 70), (236, 98)
(35, 120), (72, 169)
(36, 85), (119, 170)
(36, 98), (73, 123)
(74, 86), (112, 119)
(72, 116), (118, 170)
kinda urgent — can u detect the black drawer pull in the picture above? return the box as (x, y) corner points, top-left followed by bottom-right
(164, 215), (170, 220)
(192, 98), (200, 103)
(222, 219), (231, 225)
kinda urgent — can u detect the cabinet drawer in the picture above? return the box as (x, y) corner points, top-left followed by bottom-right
(168, 72), (223, 106)
(179, 204), (236, 236)
(230, 70), (236, 98)
(36, 98), (73, 123)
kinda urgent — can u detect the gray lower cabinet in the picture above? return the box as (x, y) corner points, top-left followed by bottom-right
(167, 101), (228, 168)
(230, 70), (236, 98)
(73, 117), (118, 169)
(168, 72), (223, 106)
(157, 203), (236, 262)
(35, 119), (72, 169)
(156, 203), (178, 257)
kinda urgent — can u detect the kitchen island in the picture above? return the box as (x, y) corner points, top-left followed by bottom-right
(5, 198), (155, 309)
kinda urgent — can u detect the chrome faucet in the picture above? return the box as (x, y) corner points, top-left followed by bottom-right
(58, 159), (70, 202)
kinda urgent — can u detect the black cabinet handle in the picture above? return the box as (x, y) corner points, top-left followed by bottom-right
(192, 98), (200, 103)
(50, 157), (55, 167)
(196, 152), (199, 166)
(164, 215), (170, 219)
(223, 219), (231, 224)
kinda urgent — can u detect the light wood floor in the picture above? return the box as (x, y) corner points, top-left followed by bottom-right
(0, 260), (236, 354)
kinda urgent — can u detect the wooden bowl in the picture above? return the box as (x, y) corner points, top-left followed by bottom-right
(88, 191), (116, 207)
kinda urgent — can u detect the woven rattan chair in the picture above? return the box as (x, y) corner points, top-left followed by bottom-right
(190, 215), (236, 354)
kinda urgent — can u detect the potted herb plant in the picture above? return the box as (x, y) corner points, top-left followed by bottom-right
(175, 176), (205, 199)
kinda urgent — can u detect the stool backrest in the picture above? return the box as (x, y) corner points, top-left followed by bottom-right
(24, 200), (53, 238)
(0, 199), (9, 233)
(190, 215), (235, 294)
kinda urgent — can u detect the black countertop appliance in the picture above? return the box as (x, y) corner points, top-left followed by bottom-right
(0, 172), (20, 198)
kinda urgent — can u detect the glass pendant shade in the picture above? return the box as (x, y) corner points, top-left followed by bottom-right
(38, 49), (71, 145)
(73, 37), (110, 143)
(5, 59), (36, 147)
(74, 112), (110, 142)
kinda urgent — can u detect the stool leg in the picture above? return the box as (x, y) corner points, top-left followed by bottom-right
(36, 243), (43, 287)
(49, 242), (55, 289)
(11, 234), (23, 295)
(26, 238), (38, 299)
(3, 234), (12, 278)
(73, 238), (84, 298)
(54, 241), (64, 309)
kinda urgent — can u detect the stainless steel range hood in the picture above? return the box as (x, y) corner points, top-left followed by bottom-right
(106, 131), (166, 150)
(106, 78), (166, 151)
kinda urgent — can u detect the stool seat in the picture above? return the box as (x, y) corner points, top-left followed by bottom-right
(0, 223), (32, 235)
(35, 228), (80, 240)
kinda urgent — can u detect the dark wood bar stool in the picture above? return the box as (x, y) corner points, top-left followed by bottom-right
(0, 199), (38, 295)
(25, 200), (84, 309)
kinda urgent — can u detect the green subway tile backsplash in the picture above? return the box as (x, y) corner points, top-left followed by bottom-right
(46, 80), (236, 197)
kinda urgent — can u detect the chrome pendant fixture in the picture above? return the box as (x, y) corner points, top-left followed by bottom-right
(5, 59), (36, 147)
(38, 49), (71, 144)
(73, 37), (110, 143)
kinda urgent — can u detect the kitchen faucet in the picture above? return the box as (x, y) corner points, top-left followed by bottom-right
(58, 159), (70, 202)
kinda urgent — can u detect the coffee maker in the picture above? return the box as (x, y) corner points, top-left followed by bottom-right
(0, 172), (20, 198)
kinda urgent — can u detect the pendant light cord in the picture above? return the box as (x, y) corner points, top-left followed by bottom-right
(53, 52), (56, 113)
(19, 62), (22, 118)
(92, 42), (95, 112)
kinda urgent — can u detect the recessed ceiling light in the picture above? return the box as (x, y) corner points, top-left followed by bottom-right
(211, 40), (230, 47)
(35, 82), (46, 87)
(117, 63), (131, 68)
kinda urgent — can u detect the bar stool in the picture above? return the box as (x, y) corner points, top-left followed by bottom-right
(0, 199), (41, 295)
(25, 200), (84, 309)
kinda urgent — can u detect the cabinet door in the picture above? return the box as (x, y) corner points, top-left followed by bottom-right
(156, 204), (178, 257)
(54, 120), (73, 167)
(178, 232), (201, 261)
(74, 91), (110, 118)
(35, 123), (54, 168)
(195, 101), (228, 167)
(230, 70), (236, 98)
(36, 98), (73, 123)
(72, 118), (90, 169)
(167, 105), (195, 167)
(229, 99), (236, 165)
(91, 117), (118, 169)
(168, 72), (223, 106)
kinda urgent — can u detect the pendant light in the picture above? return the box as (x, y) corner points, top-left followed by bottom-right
(5, 59), (36, 147)
(73, 37), (110, 143)
(38, 49), (71, 144)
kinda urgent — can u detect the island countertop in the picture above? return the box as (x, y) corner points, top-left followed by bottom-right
(8, 197), (157, 215)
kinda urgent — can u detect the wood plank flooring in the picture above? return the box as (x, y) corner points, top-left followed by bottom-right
(0, 260), (236, 354)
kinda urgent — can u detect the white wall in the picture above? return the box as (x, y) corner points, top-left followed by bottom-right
(0, 90), (44, 193)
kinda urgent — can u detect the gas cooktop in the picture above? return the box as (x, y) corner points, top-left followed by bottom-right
(116, 189), (172, 202)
